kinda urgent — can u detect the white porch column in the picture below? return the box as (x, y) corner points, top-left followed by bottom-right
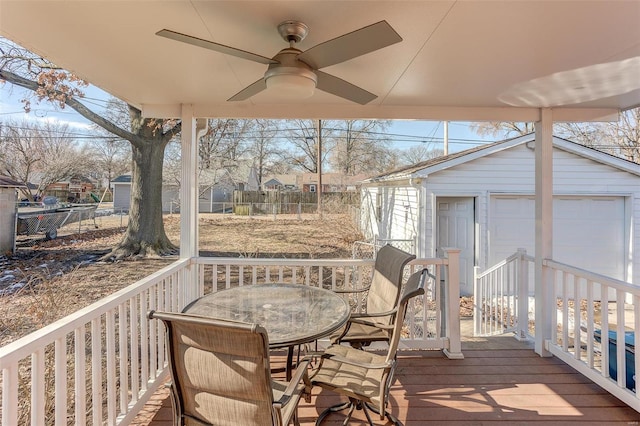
(534, 108), (554, 357)
(180, 105), (198, 259)
(179, 105), (201, 305)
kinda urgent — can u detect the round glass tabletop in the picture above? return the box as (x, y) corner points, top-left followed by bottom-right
(183, 283), (351, 348)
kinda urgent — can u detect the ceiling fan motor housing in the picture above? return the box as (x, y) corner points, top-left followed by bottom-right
(277, 20), (309, 44)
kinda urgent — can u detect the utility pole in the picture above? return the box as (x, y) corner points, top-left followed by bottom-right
(443, 121), (449, 155)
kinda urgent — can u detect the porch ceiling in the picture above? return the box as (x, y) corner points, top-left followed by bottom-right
(1, 1), (639, 121)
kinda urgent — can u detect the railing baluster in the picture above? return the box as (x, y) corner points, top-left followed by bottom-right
(91, 317), (102, 425)
(118, 304), (128, 415)
(2, 364), (18, 426)
(574, 276), (581, 361)
(54, 336), (67, 426)
(74, 326), (86, 426)
(106, 309), (117, 425)
(586, 280), (594, 368)
(130, 296), (140, 403)
(616, 289), (626, 389)
(562, 271), (569, 352)
(141, 290), (150, 391)
(31, 348), (45, 426)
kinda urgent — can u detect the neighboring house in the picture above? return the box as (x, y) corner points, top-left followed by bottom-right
(262, 177), (283, 191)
(361, 134), (640, 295)
(112, 169), (245, 213)
(164, 169), (242, 213)
(300, 173), (368, 193)
(262, 174), (299, 191)
(46, 175), (95, 202)
(0, 176), (26, 253)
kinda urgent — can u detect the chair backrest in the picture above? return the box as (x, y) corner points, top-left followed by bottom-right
(148, 311), (276, 426)
(385, 268), (427, 363)
(365, 244), (416, 321)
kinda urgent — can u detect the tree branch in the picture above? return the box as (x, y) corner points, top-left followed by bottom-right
(0, 69), (146, 146)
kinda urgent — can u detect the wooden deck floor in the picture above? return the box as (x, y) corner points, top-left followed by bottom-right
(132, 334), (640, 425)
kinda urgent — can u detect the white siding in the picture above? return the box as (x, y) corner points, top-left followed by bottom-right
(362, 184), (418, 246)
(367, 142), (640, 286)
(425, 144), (640, 284)
(359, 187), (378, 241)
(112, 183), (131, 212)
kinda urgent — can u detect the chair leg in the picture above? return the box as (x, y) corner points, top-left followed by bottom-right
(314, 400), (351, 425)
(364, 402), (403, 426)
(292, 410), (301, 426)
(315, 397), (396, 426)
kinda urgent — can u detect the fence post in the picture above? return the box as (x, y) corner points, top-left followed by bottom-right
(297, 202), (301, 220)
(516, 248), (529, 340)
(443, 247), (464, 359)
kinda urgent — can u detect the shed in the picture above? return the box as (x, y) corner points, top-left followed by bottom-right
(0, 176), (26, 254)
(111, 174), (132, 212)
(361, 134), (640, 295)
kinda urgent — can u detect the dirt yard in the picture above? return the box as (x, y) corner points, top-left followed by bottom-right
(0, 213), (363, 346)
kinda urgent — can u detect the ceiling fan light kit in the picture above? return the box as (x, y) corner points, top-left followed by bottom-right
(156, 20), (402, 104)
(264, 66), (317, 99)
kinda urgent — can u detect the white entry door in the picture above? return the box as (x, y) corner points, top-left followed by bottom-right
(436, 197), (475, 295)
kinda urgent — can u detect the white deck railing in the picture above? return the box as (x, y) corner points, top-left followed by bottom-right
(0, 252), (461, 425)
(475, 252), (640, 412)
(544, 259), (640, 411)
(474, 249), (534, 339)
(0, 258), (190, 426)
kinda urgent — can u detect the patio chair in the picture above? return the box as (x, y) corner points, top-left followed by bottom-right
(310, 268), (427, 425)
(148, 311), (312, 426)
(331, 244), (416, 348)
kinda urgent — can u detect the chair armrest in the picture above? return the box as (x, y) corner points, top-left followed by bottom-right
(348, 317), (395, 330)
(332, 285), (370, 295)
(274, 357), (312, 406)
(349, 307), (398, 320)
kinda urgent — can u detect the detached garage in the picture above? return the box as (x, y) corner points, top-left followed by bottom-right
(361, 134), (640, 295)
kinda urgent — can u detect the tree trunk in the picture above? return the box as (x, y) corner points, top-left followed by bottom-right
(106, 139), (177, 260)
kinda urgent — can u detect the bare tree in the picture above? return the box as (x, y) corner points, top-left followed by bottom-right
(556, 108), (640, 163)
(248, 119), (282, 185)
(470, 122), (534, 138)
(400, 144), (444, 165)
(0, 38), (180, 259)
(281, 119), (327, 173)
(0, 119), (89, 200)
(469, 109), (640, 164)
(200, 119), (252, 170)
(328, 119), (393, 175)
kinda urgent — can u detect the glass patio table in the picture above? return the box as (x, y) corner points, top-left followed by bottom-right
(183, 283), (351, 379)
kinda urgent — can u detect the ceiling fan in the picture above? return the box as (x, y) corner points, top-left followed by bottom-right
(156, 20), (402, 105)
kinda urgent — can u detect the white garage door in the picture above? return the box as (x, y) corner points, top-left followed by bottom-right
(489, 195), (625, 280)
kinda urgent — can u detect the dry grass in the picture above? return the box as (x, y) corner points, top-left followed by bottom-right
(1, 213), (363, 347)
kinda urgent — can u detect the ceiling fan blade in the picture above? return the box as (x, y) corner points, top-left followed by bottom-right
(315, 71), (377, 105)
(227, 78), (267, 101)
(156, 29), (277, 65)
(297, 21), (402, 69)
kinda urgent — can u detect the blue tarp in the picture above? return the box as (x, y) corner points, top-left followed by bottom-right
(594, 329), (635, 391)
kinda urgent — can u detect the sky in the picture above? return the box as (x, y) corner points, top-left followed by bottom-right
(0, 81), (501, 154)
